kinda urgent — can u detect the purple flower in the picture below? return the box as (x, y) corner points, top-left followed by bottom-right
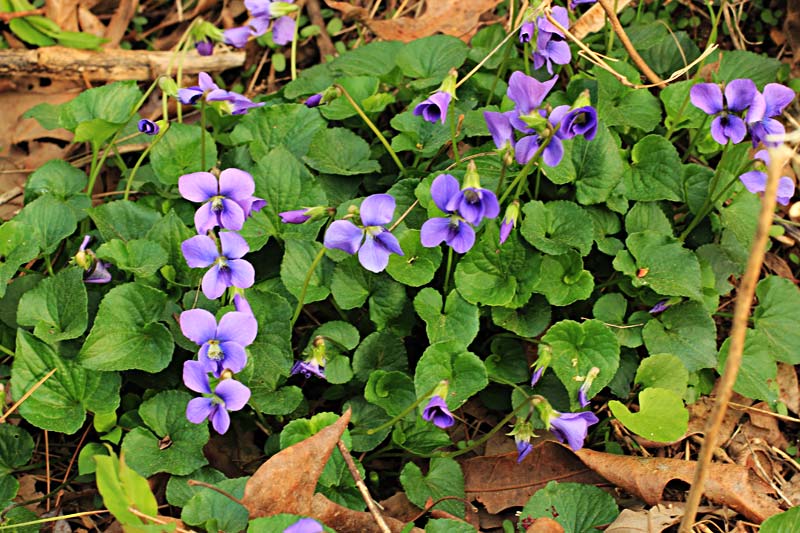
(233, 294), (254, 316)
(180, 309), (257, 376)
(414, 91), (452, 124)
(484, 110), (516, 151)
(548, 410), (599, 451)
(280, 209), (312, 224)
(516, 438), (534, 463)
(272, 16), (296, 45)
(746, 83), (795, 147)
(181, 232), (255, 299)
(507, 71), (559, 116)
(76, 235), (112, 284)
(223, 26), (253, 48)
(206, 89), (265, 115)
(444, 186), (500, 227)
(323, 194), (403, 273)
(420, 174), (476, 253)
(283, 518), (324, 533)
(137, 119), (159, 136)
(530, 366), (544, 387)
(179, 169), (260, 234)
(577, 367), (599, 408)
(422, 395), (454, 428)
(690, 79), (757, 145)
(531, 7), (571, 74)
(178, 72), (219, 105)
(554, 105), (598, 140)
(570, 0), (597, 9)
(183, 360), (251, 434)
(499, 202), (520, 245)
(738, 150), (795, 206)
(305, 93), (323, 108)
(649, 300), (671, 314)
(519, 20), (535, 43)
(515, 133), (564, 167)
(291, 360), (326, 379)
(195, 38), (214, 56)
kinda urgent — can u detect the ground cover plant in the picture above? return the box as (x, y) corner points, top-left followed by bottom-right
(0, 0), (799, 531)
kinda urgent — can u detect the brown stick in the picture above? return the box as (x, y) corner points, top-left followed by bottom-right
(336, 440), (391, 533)
(596, 0), (666, 88)
(0, 46), (245, 81)
(0, 8), (46, 22)
(679, 146), (791, 531)
(307, 0), (337, 59)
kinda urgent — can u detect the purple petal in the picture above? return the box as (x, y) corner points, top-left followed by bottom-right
(722, 116), (747, 145)
(283, 518), (324, 533)
(413, 91), (451, 124)
(291, 360), (325, 379)
(358, 235), (391, 273)
(777, 177), (796, 206)
(197, 72), (218, 92)
(530, 367), (544, 387)
(519, 21), (535, 43)
(182, 235), (219, 268)
(250, 15), (271, 37)
(187, 397), (214, 424)
(234, 294), (253, 316)
(690, 83), (723, 115)
(179, 172), (217, 202)
(138, 119), (159, 135)
(499, 219), (513, 244)
(216, 379), (251, 411)
(753, 118), (786, 147)
(739, 170), (767, 194)
(194, 203), (217, 235)
(79, 235), (91, 252)
(516, 440), (533, 463)
(746, 91), (766, 124)
(546, 39), (572, 66)
(218, 199), (246, 231)
(305, 93), (323, 108)
(420, 217), (453, 248)
(548, 105), (571, 130)
(375, 230), (404, 256)
(272, 16), (296, 45)
(457, 192), (484, 226)
(223, 26), (252, 48)
(219, 231), (250, 259)
(763, 83), (795, 117)
(578, 387), (590, 408)
(549, 411), (599, 451)
(178, 87), (204, 105)
(507, 72), (558, 114)
(724, 78), (757, 112)
(227, 259), (255, 289)
(543, 137), (564, 166)
(180, 308), (218, 346)
(195, 39), (214, 56)
(217, 342), (248, 373)
(538, 6), (569, 35)
(210, 404), (231, 434)
(245, 0), (272, 17)
(430, 174), (461, 213)
(421, 395), (454, 428)
(515, 135), (540, 165)
(280, 209), (311, 224)
(183, 360), (212, 394)
(84, 261), (112, 284)
(447, 220), (475, 254)
(218, 168), (255, 200)
(217, 312), (258, 345)
(360, 194), (396, 226)
(478, 189), (499, 219)
(754, 149), (770, 165)
(484, 111), (515, 149)
(324, 220), (363, 254)
(202, 265), (229, 300)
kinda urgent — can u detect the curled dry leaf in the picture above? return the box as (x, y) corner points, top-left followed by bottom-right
(686, 392), (750, 447)
(605, 504), (684, 533)
(461, 441), (606, 514)
(575, 448), (783, 523)
(777, 362), (799, 414)
(526, 517), (565, 533)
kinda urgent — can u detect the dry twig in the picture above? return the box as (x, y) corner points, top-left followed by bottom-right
(336, 440), (391, 533)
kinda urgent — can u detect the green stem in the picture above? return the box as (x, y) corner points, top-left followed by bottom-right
(449, 104), (460, 165)
(43, 254), (54, 276)
(0, 343), (14, 357)
(442, 247), (454, 296)
(485, 38), (513, 106)
(494, 159), (507, 195)
(290, 246), (326, 328)
(681, 114), (709, 163)
(679, 142), (732, 240)
(443, 398), (532, 458)
(0, 511), (109, 531)
(455, 24), (521, 90)
(334, 84), (405, 175)
(498, 135), (552, 205)
(200, 99), (207, 170)
(124, 133), (165, 200)
(290, 11), (300, 80)
(364, 383), (441, 435)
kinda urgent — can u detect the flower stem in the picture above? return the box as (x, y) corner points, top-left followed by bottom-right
(43, 254), (54, 276)
(290, 12), (300, 80)
(334, 84), (405, 175)
(442, 397), (532, 458)
(364, 383), (441, 435)
(679, 141), (732, 241)
(290, 246), (326, 328)
(498, 136), (552, 205)
(124, 132), (165, 201)
(449, 104), (461, 165)
(200, 99), (207, 170)
(442, 247), (454, 296)
(680, 114), (709, 163)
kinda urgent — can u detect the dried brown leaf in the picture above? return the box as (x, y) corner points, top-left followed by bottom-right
(103, 0), (138, 48)
(605, 504), (684, 533)
(77, 6), (106, 37)
(570, 0), (631, 40)
(687, 392), (749, 447)
(777, 363), (799, 414)
(526, 517), (565, 533)
(45, 0), (80, 32)
(575, 448), (782, 522)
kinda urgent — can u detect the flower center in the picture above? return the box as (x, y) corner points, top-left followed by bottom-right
(364, 225), (384, 237)
(207, 340), (223, 360)
(210, 195), (225, 212)
(463, 189), (480, 204)
(215, 256), (229, 270)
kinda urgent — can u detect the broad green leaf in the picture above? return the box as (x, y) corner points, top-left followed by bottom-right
(74, 118), (121, 145)
(392, 418), (452, 455)
(166, 467), (226, 507)
(425, 519), (476, 533)
(89, 200), (162, 242)
(661, 80), (706, 132)
(345, 396), (392, 452)
(400, 458), (465, 518)
(304, 128), (380, 175)
(414, 342), (488, 409)
(352, 331), (408, 382)
(592, 293), (643, 348)
(718, 50), (781, 88)
(230, 103), (326, 160)
(121, 391), (209, 477)
(695, 244), (739, 296)
(365, 370), (417, 418)
(391, 109), (451, 157)
(642, 301), (717, 372)
(250, 386), (304, 416)
(246, 290), (293, 390)
(17, 267), (87, 344)
(543, 320), (620, 408)
(79, 283), (174, 372)
(308, 321), (359, 351)
(24, 160), (87, 201)
(623, 135), (682, 201)
(752, 276), (800, 364)
(595, 67), (661, 132)
(520, 200), (594, 256)
(0, 221), (40, 299)
(491, 294), (551, 338)
(95, 452), (159, 531)
(320, 76), (379, 120)
(145, 210), (199, 286)
(11, 330), (121, 434)
(486, 337), (531, 384)
(330, 257), (405, 329)
(533, 251), (594, 306)
(621, 231), (703, 300)
(520, 481), (619, 533)
(329, 41), (403, 78)
(17, 195), (77, 254)
(720, 191), (760, 266)
(610, 388), (688, 442)
(96, 239), (167, 278)
(414, 288), (479, 349)
(718, 330), (778, 404)
(58, 80), (141, 131)
(625, 202), (672, 235)
(182, 478), (249, 533)
(0, 425), (33, 500)
(280, 240), (333, 304)
(682, 163), (715, 214)
(395, 35), (468, 81)
(150, 123), (217, 185)
(386, 229), (443, 287)
(635, 353), (688, 395)
(0, 273), (42, 329)
(760, 507), (800, 533)
(626, 24), (699, 77)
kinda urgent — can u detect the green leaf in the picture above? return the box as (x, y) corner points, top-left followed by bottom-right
(17, 195), (77, 254)
(280, 240), (333, 304)
(623, 135), (682, 201)
(0, 221), (40, 299)
(329, 41), (403, 78)
(365, 370), (417, 418)
(0, 425), (33, 500)
(11, 329), (121, 434)
(720, 191), (760, 266)
(247, 291), (295, 399)
(400, 457), (465, 518)
(96, 239), (167, 278)
(89, 200), (162, 242)
(150, 123), (217, 185)
(145, 210), (199, 286)
(718, 50), (781, 88)
(520, 481), (619, 533)
(760, 507), (800, 533)
(533, 251), (594, 306)
(182, 478), (249, 533)
(320, 76), (379, 120)
(592, 293), (644, 348)
(74, 118), (121, 146)
(642, 301), (717, 372)
(121, 391), (209, 477)
(752, 276), (800, 364)
(635, 353), (688, 395)
(386, 229), (443, 287)
(392, 418), (452, 455)
(625, 202), (672, 235)
(25, 160), (87, 201)
(491, 295), (551, 338)
(345, 396), (392, 452)
(352, 331), (408, 382)
(17, 267), (87, 344)
(58, 80), (141, 131)
(414, 288), (479, 349)
(330, 257), (405, 329)
(414, 342), (488, 409)
(391, 109), (451, 157)
(231, 104), (326, 160)
(425, 519), (476, 533)
(718, 330), (778, 404)
(9, 17), (55, 46)
(543, 320), (620, 408)
(621, 230), (703, 300)
(166, 467), (226, 507)
(486, 338), (531, 384)
(626, 24), (699, 77)
(695, 244), (738, 296)
(596, 67), (662, 132)
(304, 128), (380, 175)
(395, 35), (468, 81)
(521, 200), (594, 256)
(661, 80), (707, 132)
(79, 282), (174, 372)
(95, 452), (159, 530)
(610, 388), (688, 442)
(57, 30), (106, 49)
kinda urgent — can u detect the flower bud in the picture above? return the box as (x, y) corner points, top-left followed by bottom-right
(159, 76), (179, 97)
(500, 201), (520, 245)
(439, 68), (459, 98)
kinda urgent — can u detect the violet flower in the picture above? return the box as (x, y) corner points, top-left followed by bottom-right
(179, 168), (263, 234)
(223, 26), (253, 48)
(690, 79), (757, 145)
(444, 163), (500, 226)
(76, 235), (112, 284)
(516, 439), (534, 463)
(206, 90), (265, 115)
(271, 16), (296, 45)
(570, 0), (597, 7)
(414, 92), (452, 124)
(195, 38), (214, 56)
(548, 410), (598, 451)
(420, 174), (476, 254)
(422, 395), (454, 429)
(746, 83), (795, 147)
(178, 72), (220, 105)
(183, 360), (250, 434)
(532, 7), (571, 75)
(323, 194), (404, 273)
(738, 149), (795, 205)
(649, 300), (671, 314)
(515, 132), (564, 167)
(180, 309), (257, 376)
(500, 201), (520, 245)
(181, 232), (255, 299)
(530, 367), (544, 387)
(233, 293), (254, 316)
(305, 93), (323, 108)
(577, 367), (599, 408)
(519, 20), (535, 43)
(507, 71), (559, 117)
(283, 518), (324, 533)
(554, 105), (598, 140)
(280, 209), (312, 224)
(484, 110), (517, 152)
(291, 360), (326, 379)
(137, 119), (159, 136)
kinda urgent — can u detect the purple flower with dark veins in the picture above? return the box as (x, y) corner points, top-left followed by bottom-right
(552, 105), (598, 140)
(183, 360), (251, 434)
(746, 83), (795, 147)
(137, 119), (159, 136)
(690, 79), (757, 145)
(738, 149), (795, 205)
(323, 194), (404, 273)
(548, 410), (599, 451)
(414, 91), (452, 124)
(283, 517), (324, 533)
(420, 174), (476, 254)
(422, 395), (455, 429)
(445, 163), (500, 226)
(178, 72), (220, 105)
(180, 309), (257, 376)
(179, 168), (262, 234)
(507, 71), (559, 117)
(532, 7), (571, 74)
(181, 232), (255, 299)
(519, 20), (535, 43)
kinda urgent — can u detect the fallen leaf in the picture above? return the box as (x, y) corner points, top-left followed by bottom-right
(763, 253), (796, 282)
(605, 504), (684, 533)
(379, 492), (421, 523)
(687, 392), (750, 447)
(462, 441), (606, 514)
(575, 448), (782, 522)
(526, 517), (565, 533)
(45, 0), (80, 32)
(571, 0), (632, 40)
(103, 0), (138, 48)
(77, 6), (106, 37)
(777, 363), (799, 414)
